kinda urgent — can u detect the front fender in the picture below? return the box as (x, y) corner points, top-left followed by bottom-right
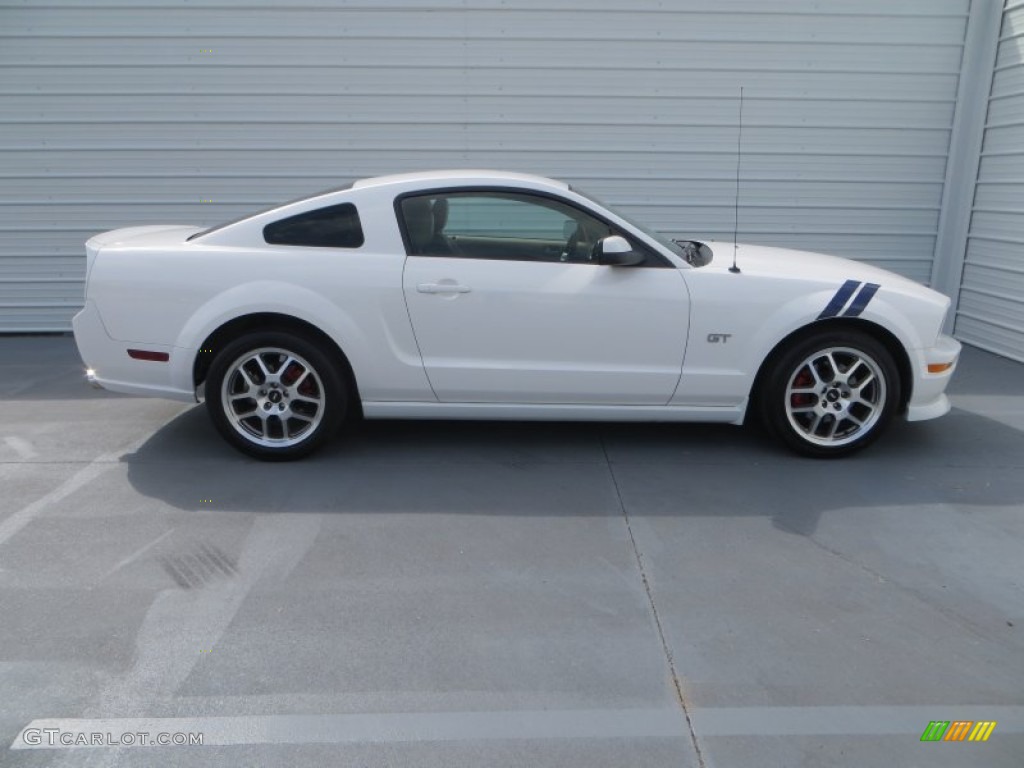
(673, 274), (925, 408)
(747, 292), (925, 375)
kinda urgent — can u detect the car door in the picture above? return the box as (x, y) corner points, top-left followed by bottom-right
(399, 190), (690, 405)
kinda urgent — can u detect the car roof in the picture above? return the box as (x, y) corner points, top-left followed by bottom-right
(190, 170), (574, 245)
(351, 169), (570, 191)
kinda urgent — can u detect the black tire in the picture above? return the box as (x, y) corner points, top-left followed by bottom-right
(205, 330), (346, 460)
(758, 329), (901, 458)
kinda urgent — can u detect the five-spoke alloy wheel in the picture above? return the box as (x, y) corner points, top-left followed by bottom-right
(760, 330), (900, 457)
(206, 331), (345, 460)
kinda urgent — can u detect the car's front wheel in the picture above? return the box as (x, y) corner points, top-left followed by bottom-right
(759, 330), (900, 457)
(205, 331), (346, 460)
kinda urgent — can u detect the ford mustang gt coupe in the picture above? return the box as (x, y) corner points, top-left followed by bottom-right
(73, 170), (960, 460)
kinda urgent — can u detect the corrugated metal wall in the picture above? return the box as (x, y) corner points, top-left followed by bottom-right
(957, 0), (1024, 362)
(0, 0), (970, 331)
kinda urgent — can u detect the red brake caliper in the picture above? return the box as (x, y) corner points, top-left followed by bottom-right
(281, 362), (302, 387)
(792, 368), (815, 407)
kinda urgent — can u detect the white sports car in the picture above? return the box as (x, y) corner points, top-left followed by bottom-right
(73, 170), (960, 460)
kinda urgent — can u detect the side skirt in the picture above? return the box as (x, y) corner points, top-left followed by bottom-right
(361, 401), (747, 425)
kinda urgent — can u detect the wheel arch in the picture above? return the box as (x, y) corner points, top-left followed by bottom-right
(748, 318), (913, 420)
(193, 312), (361, 413)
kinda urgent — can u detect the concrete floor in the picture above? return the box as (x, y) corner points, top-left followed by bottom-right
(0, 336), (1021, 767)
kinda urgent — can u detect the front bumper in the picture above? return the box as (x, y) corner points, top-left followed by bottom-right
(905, 333), (960, 422)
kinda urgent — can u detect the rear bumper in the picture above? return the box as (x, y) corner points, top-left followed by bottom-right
(905, 333), (960, 422)
(72, 300), (196, 402)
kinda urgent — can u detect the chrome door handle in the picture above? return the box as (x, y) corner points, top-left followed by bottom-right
(417, 283), (471, 294)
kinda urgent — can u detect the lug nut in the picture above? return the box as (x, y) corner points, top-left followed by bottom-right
(263, 403), (271, 410)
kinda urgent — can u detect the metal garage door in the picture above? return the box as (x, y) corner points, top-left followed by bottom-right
(957, 0), (1024, 362)
(0, 0), (970, 331)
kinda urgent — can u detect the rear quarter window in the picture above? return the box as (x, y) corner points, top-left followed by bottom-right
(263, 203), (364, 248)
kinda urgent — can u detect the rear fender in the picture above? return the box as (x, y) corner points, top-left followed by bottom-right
(169, 281), (366, 394)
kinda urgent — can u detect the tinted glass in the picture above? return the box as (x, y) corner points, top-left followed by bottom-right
(188, 184), (355, 241)
(395, 191), (667, 266)
(397, 191), (667, 265)
(263, 203), (364, 248)
(443, 195), (576, 240)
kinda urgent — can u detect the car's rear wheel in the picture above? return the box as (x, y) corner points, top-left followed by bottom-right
(205, 330), (345, 460)
(759, 330), (900, 457)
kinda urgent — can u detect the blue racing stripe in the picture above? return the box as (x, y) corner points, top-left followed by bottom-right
(817, 279), (860, 319)
(842, 283), (880, 317)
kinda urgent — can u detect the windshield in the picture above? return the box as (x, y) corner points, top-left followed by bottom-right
(571, 185), (713, 267)
(571, 186), (686, 255)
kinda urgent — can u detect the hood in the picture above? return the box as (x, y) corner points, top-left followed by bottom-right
(703, 242), (941, 301)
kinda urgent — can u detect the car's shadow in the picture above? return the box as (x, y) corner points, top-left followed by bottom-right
(121, 400), (1024, 537)
(6, 336), (1019, 535)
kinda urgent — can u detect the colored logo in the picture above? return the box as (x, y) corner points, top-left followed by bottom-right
(920, 720), (997, 742)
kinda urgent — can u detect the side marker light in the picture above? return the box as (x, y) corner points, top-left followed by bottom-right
(128, 349), (170, 362)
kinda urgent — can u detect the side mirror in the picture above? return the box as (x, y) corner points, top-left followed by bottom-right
(595, 235), (645, 267)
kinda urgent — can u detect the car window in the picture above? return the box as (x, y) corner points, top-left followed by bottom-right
(189, 184), (355, 241)
(397, 191), (661, 265)
(263, 203), (364, 248)
(444, 196), (571, 240)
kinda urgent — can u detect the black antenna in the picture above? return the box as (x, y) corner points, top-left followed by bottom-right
(730, 86), (743, 274)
